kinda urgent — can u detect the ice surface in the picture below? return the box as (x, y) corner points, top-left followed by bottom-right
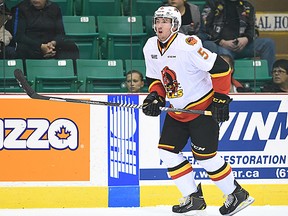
(0, 206), (287, 216)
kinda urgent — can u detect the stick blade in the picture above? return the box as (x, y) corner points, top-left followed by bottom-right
(14, 69), (38, 98)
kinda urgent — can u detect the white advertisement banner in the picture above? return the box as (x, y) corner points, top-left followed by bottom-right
(256, 13), (288, 31)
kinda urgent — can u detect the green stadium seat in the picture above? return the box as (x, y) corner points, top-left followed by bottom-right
(4, 0), (22, 10)
(233, 59), (271, 92)
(0, 59), (24, 92)
(25, 59), (79, 93)
(52, 0), (74, 15)
(124, 59), (146, 76)
(97, 16), (147, 60)
(81, 0), (122, 16)
(63, 16), (99, 59)
(85, 77), (125, 93)
(76, 59), (125, 93)
(144, 15), (155, 39)
(123, 0), (162, 17)
(74, 0), (82, 15)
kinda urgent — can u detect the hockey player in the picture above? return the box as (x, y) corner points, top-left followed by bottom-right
(142, 6), (254, 215)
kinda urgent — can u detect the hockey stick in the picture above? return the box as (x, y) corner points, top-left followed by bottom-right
(14, 69), (212, 116)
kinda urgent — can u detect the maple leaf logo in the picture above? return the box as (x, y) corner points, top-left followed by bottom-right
(55, 125), (71, 140)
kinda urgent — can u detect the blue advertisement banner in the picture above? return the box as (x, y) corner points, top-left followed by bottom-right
(107, 95), (140, 207)
(219, 100), (286, 151)
(179, 100), (286, 152)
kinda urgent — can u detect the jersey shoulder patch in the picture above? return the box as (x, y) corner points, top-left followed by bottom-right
(179, 34), (202, 52)
(185, 36), (198, 46)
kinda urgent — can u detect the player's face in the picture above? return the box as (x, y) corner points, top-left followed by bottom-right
(126, 73), (144, 93)
(155, 17), (173, 42)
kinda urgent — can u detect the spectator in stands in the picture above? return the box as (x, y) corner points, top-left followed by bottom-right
(221, 54), (252, 92)
(201, 0), (275, 74)
(125, 70), (145, 93)
(14, 0), (79, 60)
(166, 0), (201, 35)
(261, 59), (288, 92)
(0, 0), (15, 59)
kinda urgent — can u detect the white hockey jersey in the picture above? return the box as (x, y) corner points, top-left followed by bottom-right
(143, 33), (217, 109)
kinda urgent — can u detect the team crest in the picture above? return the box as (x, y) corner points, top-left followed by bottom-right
(185, 37), (197, 46)
(161, 66), (183, 98)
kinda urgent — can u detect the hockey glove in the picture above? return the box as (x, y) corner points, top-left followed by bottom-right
(211, 92), (232, 122)
(142, 91), (165, 117)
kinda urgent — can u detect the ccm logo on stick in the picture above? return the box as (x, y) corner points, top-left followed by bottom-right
(0, 118), (79, 150)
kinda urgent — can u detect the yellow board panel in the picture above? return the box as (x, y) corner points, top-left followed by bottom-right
(0, 187), (108, 208)
(140, 184), (288, 206)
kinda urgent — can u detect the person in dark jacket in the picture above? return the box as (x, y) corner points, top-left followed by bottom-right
(14, 0), (79, 60)
(201, 0), (275, 74)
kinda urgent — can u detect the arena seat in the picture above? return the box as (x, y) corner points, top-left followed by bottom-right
(123, 0), (162, 17)
(144, 15), (155, 39)
(25, 59), (79, 93)
(62, 16), (99, 59)
(81, 0), (122, 16)
(76, 59), (125, 93)
(0, 59), (24, 92)
(233, 59), (271, 92)
(97, 16), (147, 60)
(124, 59), (146, 76)
(51, 0), (74, 15)
(4, 0), (22, 10)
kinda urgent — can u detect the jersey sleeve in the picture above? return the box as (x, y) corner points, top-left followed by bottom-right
(184, 36), (231, 94)
(185, 36), (217, 72)
(209, 55), (232, 94)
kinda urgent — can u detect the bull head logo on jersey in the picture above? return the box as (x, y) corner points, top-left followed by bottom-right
(161, 66), (182, 98)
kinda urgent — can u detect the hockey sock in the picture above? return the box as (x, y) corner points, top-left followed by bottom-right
(197, 153), (236, 195)
(159, 148), (197, 196)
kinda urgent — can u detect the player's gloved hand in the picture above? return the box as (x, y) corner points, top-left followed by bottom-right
(142, 91), (165, 116)
(211, 92), (232, 122)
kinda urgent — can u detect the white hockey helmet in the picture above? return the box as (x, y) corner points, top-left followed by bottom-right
(153, 6), (182, 33)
